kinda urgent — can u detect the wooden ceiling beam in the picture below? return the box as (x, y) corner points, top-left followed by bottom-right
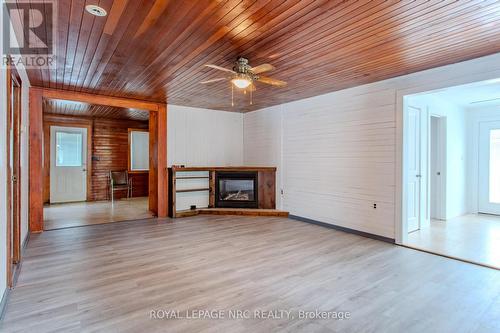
(34, 87), (162, 111)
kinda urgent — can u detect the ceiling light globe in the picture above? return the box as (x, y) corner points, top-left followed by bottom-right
(232, 78), (251, 89)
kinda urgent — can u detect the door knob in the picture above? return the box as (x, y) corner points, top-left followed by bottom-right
(416, 174), (421, 178)
(82, 168), (87, 172)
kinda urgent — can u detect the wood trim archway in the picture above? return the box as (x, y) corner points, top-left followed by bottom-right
(29, 88), (168, 233)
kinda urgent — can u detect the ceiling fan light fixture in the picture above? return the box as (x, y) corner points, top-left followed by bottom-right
(232, 78), (251, 89)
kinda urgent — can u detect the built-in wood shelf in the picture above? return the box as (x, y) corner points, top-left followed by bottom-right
(176, 176), (210, 180)
(176, 188), (210, 193)
(168, 166), (277, 218)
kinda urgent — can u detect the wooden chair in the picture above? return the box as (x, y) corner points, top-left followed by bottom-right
(109, 171), (133, 203)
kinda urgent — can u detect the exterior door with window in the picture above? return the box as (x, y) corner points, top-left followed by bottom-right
(479, 121), (500, 215)
(50, 126), (87, 203)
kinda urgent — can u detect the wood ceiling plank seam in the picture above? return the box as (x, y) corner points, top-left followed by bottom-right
(223, 0), (492, 89)
(156, 0), (323, 99)
(81, 0), (146, 91)
(27, 0), (47, 87)
(84, 0), (152, 91)
(163, 0), (320, 96)
(275, 4), (500, 84)
(111, 0), (260, 96)
(42, 1), (55, 88)
(24, 1), (500, 112)
(102, 0), (129, 35)
(73, 0), (114, 91)
(104, 0), (222, 92)
(256, 35), (500, 99)
(166, 0), (353, 96)
(133, 0), (171, 39)
(166, 0), (413, 98)
(171, 0), (489, 99)
(250, 0), (436, 72)
(131, 0), (356, 96)
(62, 0), (88, 90)
(186, 41), (500, 112)
(118, 0), (270, 96)
(143, 2), (293, 95)
(55, 0), (73, 90)
(65, 0), (98, 91)
(90, 2), (182, 91)
(221, 0), (457, 81)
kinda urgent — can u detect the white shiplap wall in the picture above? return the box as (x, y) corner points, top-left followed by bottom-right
(167, 105), (244, 211)
(167, 105), (243, 166)
(243, 53), (500, 239)
(243, 105), (283, 208)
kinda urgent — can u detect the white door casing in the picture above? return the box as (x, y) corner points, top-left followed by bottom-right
(50, 126), (87, 203)
(406, 105), (422, 233)
(478, 121), (500, 215)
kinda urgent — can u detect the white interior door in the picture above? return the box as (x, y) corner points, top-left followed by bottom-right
(50, 126), (87, 203)
(430, 116), (446, 220)
(479, 121), (500, 215)
(407, 105), (422, 233)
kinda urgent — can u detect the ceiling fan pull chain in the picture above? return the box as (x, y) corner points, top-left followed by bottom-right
(250, 86), (253, 105)
(231, 84), (234, 107)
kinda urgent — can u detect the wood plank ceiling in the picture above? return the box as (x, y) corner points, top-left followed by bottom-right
(22, 0), (500, 112)
(43, 99), (149, 121)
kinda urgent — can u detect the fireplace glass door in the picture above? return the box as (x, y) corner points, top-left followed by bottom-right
(215, 172), (258, 208)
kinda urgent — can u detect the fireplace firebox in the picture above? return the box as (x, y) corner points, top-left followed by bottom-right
(215, 171), (258, 208)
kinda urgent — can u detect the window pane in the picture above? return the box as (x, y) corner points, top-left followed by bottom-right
(56, 132), (82, 167)
(130, 131), (149, 170)
(489, 129), (500, 203)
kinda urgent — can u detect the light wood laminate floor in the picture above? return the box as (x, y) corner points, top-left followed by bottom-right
(407, 214), (500, 269)
(43, 197), (154, 230)
(2, 216), (499, 333)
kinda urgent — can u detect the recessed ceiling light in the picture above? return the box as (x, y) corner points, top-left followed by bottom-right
(85, 5), (107, 17)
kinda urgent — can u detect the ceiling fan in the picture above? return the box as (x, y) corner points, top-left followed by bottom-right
(201, 57), (287, 90)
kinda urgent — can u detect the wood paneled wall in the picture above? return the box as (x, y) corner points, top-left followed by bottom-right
(92, 118), (149, 201)
(43, 114), (149, 203)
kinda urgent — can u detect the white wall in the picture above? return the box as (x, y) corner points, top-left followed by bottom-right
(466, 105), (500, 213)
(408, 94), (468, 220)
(243, 53), (500, 240)
(167, 105), (243, 167)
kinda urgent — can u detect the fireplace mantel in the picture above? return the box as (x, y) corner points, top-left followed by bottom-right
(168, 166), (278, 218)
(170, 166), (276, 172)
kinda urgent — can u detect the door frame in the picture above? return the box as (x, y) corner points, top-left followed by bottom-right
(478, 120), (500, 215)
(29, 88), (168, 233)
(43, 116), (93, 203)
(6, 60), (22, 287)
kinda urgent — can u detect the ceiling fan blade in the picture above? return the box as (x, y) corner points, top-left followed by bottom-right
(257, 76), (287, 87)
(250, 63), (275, 74)
(204, 64), (235, 73)
(200, 78), (227, 84)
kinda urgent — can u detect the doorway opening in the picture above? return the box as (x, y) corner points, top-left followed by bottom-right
(402, 78), (500, 269)
(42, 100), (154, 230)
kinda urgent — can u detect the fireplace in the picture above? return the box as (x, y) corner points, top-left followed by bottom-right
(215, 171), (258, 208)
